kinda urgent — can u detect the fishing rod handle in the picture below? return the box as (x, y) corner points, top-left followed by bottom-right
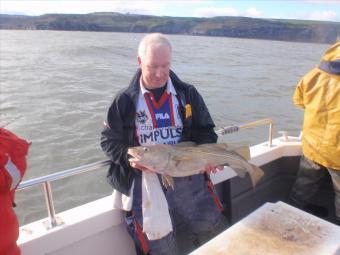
(217, 125), (240, 135)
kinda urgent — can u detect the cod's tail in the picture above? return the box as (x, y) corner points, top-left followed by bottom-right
(231, 163), (264, 187)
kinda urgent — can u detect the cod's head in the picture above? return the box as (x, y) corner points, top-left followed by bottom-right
(127, 144), (170, 173)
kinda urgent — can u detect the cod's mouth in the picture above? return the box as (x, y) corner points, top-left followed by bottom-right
(127, 149), (142, 162)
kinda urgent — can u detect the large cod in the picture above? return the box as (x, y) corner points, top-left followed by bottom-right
(128, 142), (264, 188)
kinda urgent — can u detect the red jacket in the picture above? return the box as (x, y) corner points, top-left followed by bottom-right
(0, 128), (29, 255)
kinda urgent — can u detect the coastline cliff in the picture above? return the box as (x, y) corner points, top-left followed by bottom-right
(1, 12), (339, 44)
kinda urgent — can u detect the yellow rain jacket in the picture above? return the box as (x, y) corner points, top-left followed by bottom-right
(293, 42), (340, 170)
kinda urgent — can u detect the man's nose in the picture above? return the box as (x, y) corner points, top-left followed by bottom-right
(155, 68), (163, 77)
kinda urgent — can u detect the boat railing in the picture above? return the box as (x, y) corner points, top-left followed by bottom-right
(17, 118), (273, 230)
(17, 160), (111, 229)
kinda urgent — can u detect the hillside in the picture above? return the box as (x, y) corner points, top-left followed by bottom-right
(0, 12), (339, 44)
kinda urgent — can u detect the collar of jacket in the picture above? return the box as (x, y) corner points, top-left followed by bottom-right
(319, 60), (340, 75)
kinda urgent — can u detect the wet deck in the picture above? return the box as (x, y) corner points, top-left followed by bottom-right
(190, 201), (340, 255)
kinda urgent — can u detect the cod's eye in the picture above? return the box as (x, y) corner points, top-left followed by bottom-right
(143, 147), (150, 152)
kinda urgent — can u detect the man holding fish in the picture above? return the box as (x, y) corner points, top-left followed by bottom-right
(101, 33), (237, 254)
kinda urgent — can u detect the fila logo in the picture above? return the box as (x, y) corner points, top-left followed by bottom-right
(155, 113), (170, 120)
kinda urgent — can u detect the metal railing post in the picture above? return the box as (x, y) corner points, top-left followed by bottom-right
(43, 181), (57, 228)
(268, 122), (273, 148)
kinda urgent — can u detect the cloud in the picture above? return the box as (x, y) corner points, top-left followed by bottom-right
(307, 10), (338, 21)
(0, 1), (162, 16)
(1, 0), (338, 22)
(245, 8), (262, 18)
(302, 0), (340, 3)
(191, 6), (263, 19)
(192, 7), (239, 17)
(289, 10), (338, 21)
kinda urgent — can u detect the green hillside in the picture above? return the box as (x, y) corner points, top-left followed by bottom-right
(1, 12), (339, 44)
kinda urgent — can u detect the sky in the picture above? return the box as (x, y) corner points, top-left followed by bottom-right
(0, 0), (339, 22)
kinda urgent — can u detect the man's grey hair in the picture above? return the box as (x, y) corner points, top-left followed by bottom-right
(138, 33), (172, 59)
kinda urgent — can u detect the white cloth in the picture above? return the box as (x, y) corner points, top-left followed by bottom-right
(112, 173), (173, 240)
(142, 172), (173, 240)
(112, 180), (134, 211)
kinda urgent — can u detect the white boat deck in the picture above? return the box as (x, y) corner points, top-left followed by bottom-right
(190, 201), (340, 255)
(18, 196), (136, 255)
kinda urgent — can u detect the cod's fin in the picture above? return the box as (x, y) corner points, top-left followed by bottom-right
(215, 143), (229, 150)
(197, 143), (228, 150)
(172, 156), (193, 167)
(234, 146), (251, 160)
(161, 175), (174, 190)
(174, 141), (196, 147)
(248, 164), (264, 187)
(172, 156), (192, 161)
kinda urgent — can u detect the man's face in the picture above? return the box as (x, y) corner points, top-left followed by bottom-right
(138, 44), (171, 89)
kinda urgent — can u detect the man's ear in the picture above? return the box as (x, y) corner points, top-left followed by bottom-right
(137, 56), (142, 66)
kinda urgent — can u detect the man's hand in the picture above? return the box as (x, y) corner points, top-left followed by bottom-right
(201, 164), (224, 174)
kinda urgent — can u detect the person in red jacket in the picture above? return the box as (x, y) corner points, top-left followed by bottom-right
(0, 128), (30, 255)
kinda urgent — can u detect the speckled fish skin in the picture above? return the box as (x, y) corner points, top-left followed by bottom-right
(128, 142), (264, 187)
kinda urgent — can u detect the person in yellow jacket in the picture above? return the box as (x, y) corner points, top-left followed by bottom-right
(290, 41), (340, 224)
